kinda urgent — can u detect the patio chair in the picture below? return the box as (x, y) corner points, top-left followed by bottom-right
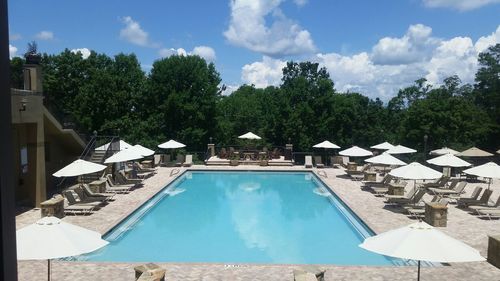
(105, 174), (134, 193)
(175, 154), (185, 167)
(63, 190), (101, 208)
(457, 189), (492, 208)
(476, 208), (500, 220)
(82, 184), (115, 201)
(153, 155), (161, 167)
(73, 187), (107, 204)
(183, 154), (193, 167)
(448, 185), (482, 201)
(423, 176), (450, 188)
(468, 194), (500, 213)
(428, 181), (467, 197)
(384, 187), (421, 205)
(304, 156), (313, 168)
(116, 170), (142, 184)
(313, 156), (325, 168)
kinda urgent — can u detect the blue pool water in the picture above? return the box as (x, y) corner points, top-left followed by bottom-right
(81, 171), (404, 265)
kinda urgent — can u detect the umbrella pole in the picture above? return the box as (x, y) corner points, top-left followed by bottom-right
(48, 259), (51, 281)
(417, 260), (420, 281)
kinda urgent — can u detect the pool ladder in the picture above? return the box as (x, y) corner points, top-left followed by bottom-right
(170, 168), (180, 177)
(317, 170), (328, 178)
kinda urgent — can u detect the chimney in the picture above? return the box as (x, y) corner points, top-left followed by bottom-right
(23, 63), (43, 92)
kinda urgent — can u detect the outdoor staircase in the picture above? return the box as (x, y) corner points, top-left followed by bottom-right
(81, 149), (109, 183)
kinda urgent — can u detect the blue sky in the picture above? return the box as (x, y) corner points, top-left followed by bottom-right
(8, 0), (500, 100)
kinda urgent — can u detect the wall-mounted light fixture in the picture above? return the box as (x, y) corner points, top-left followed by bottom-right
(19, 98), (28, 112)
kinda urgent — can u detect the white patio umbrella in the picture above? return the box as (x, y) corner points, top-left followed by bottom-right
(426, 153), (471, 168)
(104, 147), (144, 164)
(365, 152), (407, 166)
(313, 141), (340, 166)
(463, 162), (500, 189)
(158, 139), (186, 149)
(238, 132), (262, 140)
(429, 147), (459, 156)
(359, 221), (485, 281)
(131, 144), (155, 157)
(53, 159), (106, 178)
(389, 162), (442, 180)
(386, 144), (417, 155)
(95, 140), (132, 151)
(458, 147), (493, 157)
(370, 141), (395, 150)
(313, 140), (340, 149)
(339, 146), (373, 157)
(497, 149), (500, 154)
(16, 216), (108, 281)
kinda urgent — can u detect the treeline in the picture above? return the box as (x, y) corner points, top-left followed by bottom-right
(10, 44), (500, 154)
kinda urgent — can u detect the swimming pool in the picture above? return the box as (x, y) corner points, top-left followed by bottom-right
(81, 171), (405, 265)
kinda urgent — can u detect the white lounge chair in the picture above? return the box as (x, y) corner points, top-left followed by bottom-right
(305, 156), (313, 168)
(183, 154), (193, 167)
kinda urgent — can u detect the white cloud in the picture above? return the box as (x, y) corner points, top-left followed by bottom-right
(120, 16), (158, 47)
(241, 56), (287, 88)
(9, 44), (18, 58)
(371, 24), (438, 65)
(192, 46), (216, 62)
(423, 0), (500, 11)
(158, 46), (217, 62)
(70, 48), (91, 59)
(224, 0), (316, 57)
(35, 30), (54, 40)
(240, 24), (500, 101)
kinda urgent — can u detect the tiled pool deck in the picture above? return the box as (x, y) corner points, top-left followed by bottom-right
(16, 166), (500, 280)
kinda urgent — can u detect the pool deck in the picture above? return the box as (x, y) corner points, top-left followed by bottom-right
(16, 165), (500, 280)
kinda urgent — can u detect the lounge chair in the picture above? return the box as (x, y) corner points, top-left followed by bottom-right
(73, 187), (107, 204)
(116, 170), (142, 184)
(385, 188), (426, 206)
(153, 155), (162, 167)
(457, 189), (492, 208)
(82, 184), (115, 201)
(175, 155), (185, 167)
(428, 181), (467, 197)
(183, 154), (193, 167)
(59, 192), (95, 215)
(476, 208), (500, 220)
(304, 156), (313, 168)
(423, 176), (450, 188)
(468, 195), (500, 213)
(133, 163), (155, 179)
(63, 190), (101, 208)
(313, 156), (325, 168)
(448, 185), (482, 201)
(105, 174), (134, 193)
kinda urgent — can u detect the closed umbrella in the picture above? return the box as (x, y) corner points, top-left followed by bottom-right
(359, 221), (485, 281)
(95, 140), (132, 151)
(17, 216), (108, 281)
(427, 154), (471, 168)
(389, 162), (442, 180)
(458, 147), (493, 157)
(339, 146), (373, 157)
(370, 141), (395, 150)
(386, 144), (417, 155)
(238, 132), (261, 140)
(429, 147), (459, 156)
(463, 162), (500, 189)
(53, 159), (106, 178)
(104, 148), (144, 164)
(313, 140), (340, 166)
(365, 153), (407, 166)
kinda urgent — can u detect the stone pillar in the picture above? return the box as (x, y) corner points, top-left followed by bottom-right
(364, 172), (377, 182)
(425, 202), (448, 227)
(488, 235), (500, 269)
(35, 121), (46, 206)
(208, 143), (215, 157)
(347, 162), (357, 171)
(40, 195), (64, 218)
(134, 263), (166, 281)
